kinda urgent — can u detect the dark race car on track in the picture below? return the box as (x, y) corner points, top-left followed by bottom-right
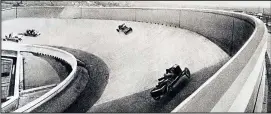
(2, 33), (23, 43)
(19, 29), (41, 37)
(150, 64), (191, 100)
(116, 23), (133, 35)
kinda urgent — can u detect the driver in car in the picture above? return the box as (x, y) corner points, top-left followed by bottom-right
(156, 65), (182, 88)
(156, 72), (175, 88)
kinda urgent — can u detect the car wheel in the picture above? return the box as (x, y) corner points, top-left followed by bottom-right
(184, 68), (190, 78)
(168, 86), (173, 92)
(153, 96), (161, 100)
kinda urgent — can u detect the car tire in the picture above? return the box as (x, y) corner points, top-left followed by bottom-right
(168, 86), (172, 92)
(183, 68), (190, 78)
(153, 96), (161, 100)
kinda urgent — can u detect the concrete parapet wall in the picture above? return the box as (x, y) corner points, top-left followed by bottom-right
(172, 15), (268, 112)
(135, 9), (179, 26)
(1, 44), (79, 112)
(19, 44), (77, 68)
(29, 67), (88, 112)
(81, 7), (135, 21)
(2, 8), (16, 21)
(59, 7), (81, 19)
(2, 7), (257, 56)
(1, 43), (109, 112)
(1, 7), (267, 112)
(1, 99), (19, 113)
(16, 6), (64, 18)
(179, 10), (234, 54)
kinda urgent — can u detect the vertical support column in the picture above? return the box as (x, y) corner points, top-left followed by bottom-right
(19, 56), (24, 92)
(23, 57), (25, 90)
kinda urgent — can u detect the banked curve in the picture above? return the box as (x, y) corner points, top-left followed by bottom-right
(1, 7), (268, 112)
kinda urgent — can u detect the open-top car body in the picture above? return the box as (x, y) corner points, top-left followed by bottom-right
(3, 33), (23, 43)
(150, 64), (191, 100)
(116, 23), (133, 35)
(19, 29), (41, 37)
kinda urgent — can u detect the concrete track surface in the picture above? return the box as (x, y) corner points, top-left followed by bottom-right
(2, 18), (230, 112)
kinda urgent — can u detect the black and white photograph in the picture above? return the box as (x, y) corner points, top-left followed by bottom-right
(1, 1), (271, 113)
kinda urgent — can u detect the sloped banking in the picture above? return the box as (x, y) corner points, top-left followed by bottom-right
(2, 6), (268, 112)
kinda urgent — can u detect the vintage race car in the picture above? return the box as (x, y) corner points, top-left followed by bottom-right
(150, 64), (191, 100)
(19, 29), (41, 37)
(116, 23), (133, 35)
(3, 33), (23, 43)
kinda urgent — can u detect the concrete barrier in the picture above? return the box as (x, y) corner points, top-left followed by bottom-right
(135, 8), (179, 26)
(2, 8), (16, 21)
(179, 10), (234, 55)
(59, 6), (81, 19)
(16, 6), (64, 18)
(81, 7), (135, 21)
(3, 7), (258, 56)
(172, 13), (268, 112)
(1, 43), (79, 112)
(52, 46), (109, 113)
(14, 44), (78, 112)
(1, 51), (21, 112)
(1, 7), (267, 112)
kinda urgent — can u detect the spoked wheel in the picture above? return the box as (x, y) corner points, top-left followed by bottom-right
(183, 67), (191, 78)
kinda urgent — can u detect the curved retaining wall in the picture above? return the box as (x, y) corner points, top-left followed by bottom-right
(15, 44), (78, 112)
(1, 6), (258, 56)
(1, 43), (78, 112)
(2, 6), (268, 112)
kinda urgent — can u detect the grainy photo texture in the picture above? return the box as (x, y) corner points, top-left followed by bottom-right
(1, 1), (271, 113)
